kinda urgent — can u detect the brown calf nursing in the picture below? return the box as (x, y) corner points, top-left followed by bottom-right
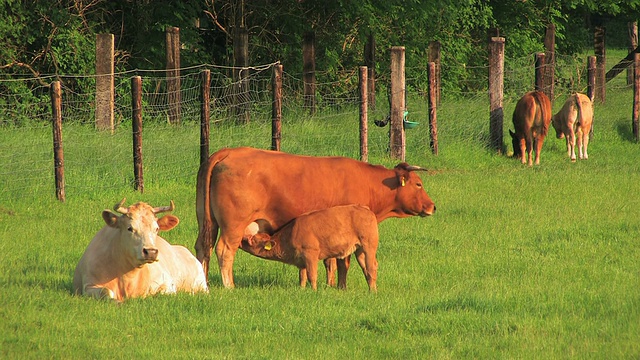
(241, 205), (379, 292)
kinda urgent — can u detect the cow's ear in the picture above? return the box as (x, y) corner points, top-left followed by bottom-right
(158, 215), (180, 231)
(102, 210), (119, 228)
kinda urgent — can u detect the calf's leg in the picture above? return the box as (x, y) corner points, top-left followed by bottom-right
(336, 256), (351, 289)
(323, 258), (336, 287)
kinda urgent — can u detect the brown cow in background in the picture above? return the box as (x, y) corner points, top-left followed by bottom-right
(509, 91), (552, 166)
(241, 205), (379, 292)
(552, 93), (594, 161)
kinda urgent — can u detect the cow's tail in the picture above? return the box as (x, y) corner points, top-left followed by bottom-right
(195, 148), (229, 272)
(532, 91), (550, 136)
(574, 93), (583, 128)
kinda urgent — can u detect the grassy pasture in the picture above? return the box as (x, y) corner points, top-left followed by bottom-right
(1, 57), (640, 358)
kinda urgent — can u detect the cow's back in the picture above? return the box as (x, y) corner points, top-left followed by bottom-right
(575, 93), (593, 129)
(513, 91), (550, 135)
(208, 148), (385, 230)
(290, 205), (379, 260)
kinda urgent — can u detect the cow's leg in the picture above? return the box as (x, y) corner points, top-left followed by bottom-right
(519, 138), (527, 164)
(569, 127), (577, 161)
(215, 230), (242, 288)
(337, 255), (351, 289)
(533, 135), (545, 165)
(298, 268), (307, 288)
(323, 258), (336, 287)
(525, 136), (534, 166)
(580, 127), (590, 159)
(84, 285), (117, 301)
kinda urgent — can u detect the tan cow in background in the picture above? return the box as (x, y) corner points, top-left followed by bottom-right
(241, 205), (380, 292)
(552, 93), (594, 161)
(509, 91), (552, 166)
(73, 199), (208, 302)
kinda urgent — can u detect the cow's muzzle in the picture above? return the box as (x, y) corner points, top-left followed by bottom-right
(142, 248), (159, 262)
(420, 205), (436, 217)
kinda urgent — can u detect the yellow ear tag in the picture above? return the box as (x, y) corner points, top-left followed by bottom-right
(401, 177), (406, 187)
(264, 242), (272, 251)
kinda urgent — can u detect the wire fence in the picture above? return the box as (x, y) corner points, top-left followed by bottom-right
(0, 52), (634, 203)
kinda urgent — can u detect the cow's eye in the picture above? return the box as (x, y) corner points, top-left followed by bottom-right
(416, 183), (423, 188)
(127, 226), (134, 232)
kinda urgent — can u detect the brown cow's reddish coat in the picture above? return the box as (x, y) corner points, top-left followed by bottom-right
(509, 91), (552, 166)
(195, 147), (436, 288)
(551, 93), (594, 161)
(241, 205), (379, 291)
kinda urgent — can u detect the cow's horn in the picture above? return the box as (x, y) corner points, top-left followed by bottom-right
(153, 200), (175, 214)
(406, 165), (427, 172)
(114, 198), (129, 214)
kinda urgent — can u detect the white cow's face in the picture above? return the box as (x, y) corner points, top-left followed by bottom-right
(102, 202), (179, 267)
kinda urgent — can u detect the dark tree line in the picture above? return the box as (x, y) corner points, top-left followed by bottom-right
(1, 0), (639, 94)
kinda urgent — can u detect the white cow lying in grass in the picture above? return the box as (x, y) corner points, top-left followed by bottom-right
(73, 199), (208, 302)
(552, 93), (594, 161)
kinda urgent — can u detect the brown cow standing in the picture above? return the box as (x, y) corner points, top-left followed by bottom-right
(551, 93), (594, 161)
(196, 147), (436, 288)
(241, 205), (379, 291)
(509, 91), (552, 166)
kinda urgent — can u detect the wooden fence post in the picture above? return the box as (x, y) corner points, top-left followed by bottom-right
(634, 53), (640, 142)
(200, 69), (211, 164)
(166, 26), (181, 124)
(132, 76), (144, 193)
(594, 25), (606, 103)
(488, 37), (505, 153)
(272, 64), (283, 151)
(95, 33), (114, 132)
(51, 81), (65, 202)
(535, 52), (545, 92)
(587, 56), (596, 102)
(428, 41), (441, 105)
(303, 32), (316, 115)
(428, 62), (438, 155)
(629, 22), (638, 85)
(365, 32), (376, 110)
(390, 46), (406, 161)
(359, 66), (368, 162)
(544, 23), (555, 102)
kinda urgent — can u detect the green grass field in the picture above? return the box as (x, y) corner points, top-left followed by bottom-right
(1, 55), (639, 358)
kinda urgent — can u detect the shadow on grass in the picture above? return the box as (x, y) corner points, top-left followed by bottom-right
(616, 121), (637, 142)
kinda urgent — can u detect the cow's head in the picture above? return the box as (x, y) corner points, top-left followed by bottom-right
(393, 163), (436, 217)
(551, 114), (565, 139)
(102, 198), (179, 267)
(509, 129), (522, 158)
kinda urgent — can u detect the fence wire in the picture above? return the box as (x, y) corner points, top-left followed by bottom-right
(0, 53), (634, 202)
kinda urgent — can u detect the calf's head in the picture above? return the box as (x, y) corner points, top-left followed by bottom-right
(393, 163), (436, 217)
(102, 198), (179, 266)
(551, 114), (565, 139)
